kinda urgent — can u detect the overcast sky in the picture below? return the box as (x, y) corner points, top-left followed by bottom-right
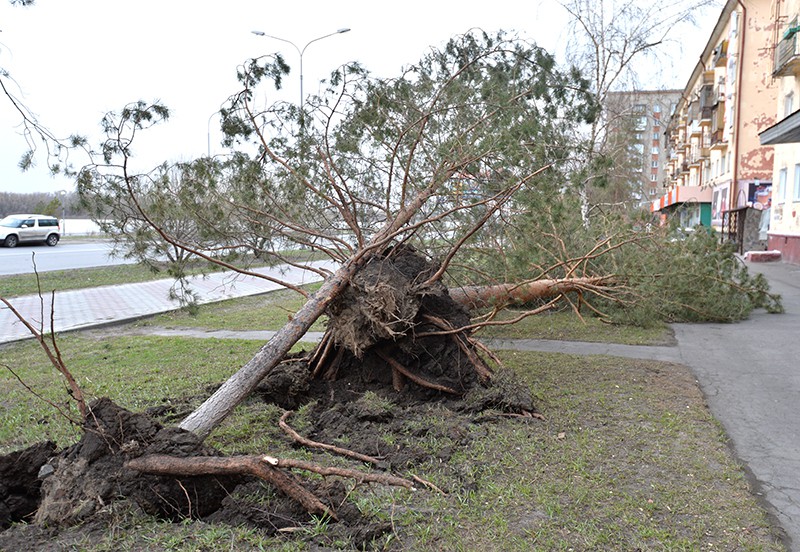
(0, 0), (720, 195)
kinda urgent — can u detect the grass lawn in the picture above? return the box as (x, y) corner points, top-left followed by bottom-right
(0, 263), (173, 298)
(475, 308), (674, 346)
(138, 283), (327, 332)
(134, 286), (672, 346)
(0, 333), (783, 550)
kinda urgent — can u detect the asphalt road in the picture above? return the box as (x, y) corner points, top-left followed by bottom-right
(0, 240), (135, 275)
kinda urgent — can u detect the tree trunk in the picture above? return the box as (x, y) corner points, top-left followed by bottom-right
(449, 276), (612, 310)
(178, 259), (360, 438)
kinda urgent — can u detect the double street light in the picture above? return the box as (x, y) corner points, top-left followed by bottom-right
(251, 28), (351, 110)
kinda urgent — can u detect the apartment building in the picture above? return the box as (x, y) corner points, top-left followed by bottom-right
(759, 0), (800, 263)
(658, 0), (777, 239)
(606, 90), (683, 207)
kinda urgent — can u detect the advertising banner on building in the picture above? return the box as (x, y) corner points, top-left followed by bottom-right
(712, 183), (730, 226)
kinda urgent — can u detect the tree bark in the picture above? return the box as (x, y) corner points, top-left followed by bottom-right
(125, 453), (416, 518)
(126, 454), (336, 519)
(449, 276), (612, 310)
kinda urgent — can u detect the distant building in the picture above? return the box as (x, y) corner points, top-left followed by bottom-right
(759, 0), (800, 263)
(659, 0), (777, 242)
(606, 90), (683, 207)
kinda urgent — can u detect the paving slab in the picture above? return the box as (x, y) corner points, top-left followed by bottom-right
(0, 261), (335, 344)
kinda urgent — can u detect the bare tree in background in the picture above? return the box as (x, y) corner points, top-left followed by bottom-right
(558, 0), (722, 225)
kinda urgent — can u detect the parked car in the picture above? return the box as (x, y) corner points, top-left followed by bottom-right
(0, 214), (61, 247)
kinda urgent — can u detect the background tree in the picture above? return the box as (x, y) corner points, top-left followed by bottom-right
(558, 0), (721, 225)
(0, 191), (82, 217)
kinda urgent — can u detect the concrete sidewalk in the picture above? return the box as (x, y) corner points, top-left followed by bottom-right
(673, 260), (800, 550)
(0, 261), (335, 344)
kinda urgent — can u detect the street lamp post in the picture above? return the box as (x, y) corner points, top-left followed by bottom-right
(251, 28), (351, 111)
(207, 110), (219, 157)
(59, 190), (67, 235)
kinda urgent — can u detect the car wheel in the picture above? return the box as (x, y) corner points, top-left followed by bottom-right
(46, 234), (59, 247)
(4, 235), (18, 248)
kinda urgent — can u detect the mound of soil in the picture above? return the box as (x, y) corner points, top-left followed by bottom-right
(0, 440), (56, 529)
(321, 245), (485, 396)
(33, 398), (239, 527)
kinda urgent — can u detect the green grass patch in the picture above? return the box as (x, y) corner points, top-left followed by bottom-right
(139, 287), (663, 345)
(476, 308), (674, 346)
(0, 249), (327, 298)
(0, 334), (783, 550)
(0, 335), (317, 452)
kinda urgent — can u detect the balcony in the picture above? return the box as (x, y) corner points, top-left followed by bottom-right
(774, 22), (800, 77)
(713, 84), (725, 106)
(710, 130), (727, 150)
(698, 84), (715, 124)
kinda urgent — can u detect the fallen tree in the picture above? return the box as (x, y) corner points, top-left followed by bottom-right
(77, 30), (600, 440)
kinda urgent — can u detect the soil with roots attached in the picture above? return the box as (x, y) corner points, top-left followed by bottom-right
(0, 247), (535, 550)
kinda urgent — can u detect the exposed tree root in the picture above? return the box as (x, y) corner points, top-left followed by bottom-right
(126, 454), (337, 519)
(375, 349), (459, 394)
(420, 314), (493, 383)
(279, 411), (382, 465)
(125, 453), (419, 520)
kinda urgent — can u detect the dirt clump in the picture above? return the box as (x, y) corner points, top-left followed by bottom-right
(33, 397), (239, 527)
(0, 440), (57, 529)
(0, 362), (534, 549)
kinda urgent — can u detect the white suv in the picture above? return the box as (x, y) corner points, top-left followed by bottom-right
(0, 214), (61, 247)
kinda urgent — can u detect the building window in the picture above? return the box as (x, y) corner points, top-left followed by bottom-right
(785, 93), (794, 118)
(652, 160), (659, 168)
(779, 167), (788, 203)
(651, 174), (658, 181)
(653, 132), (659, 141)
(794, 164), (800, 201)
(653, 104), (661, 113)
(652, 146), (659, 154)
